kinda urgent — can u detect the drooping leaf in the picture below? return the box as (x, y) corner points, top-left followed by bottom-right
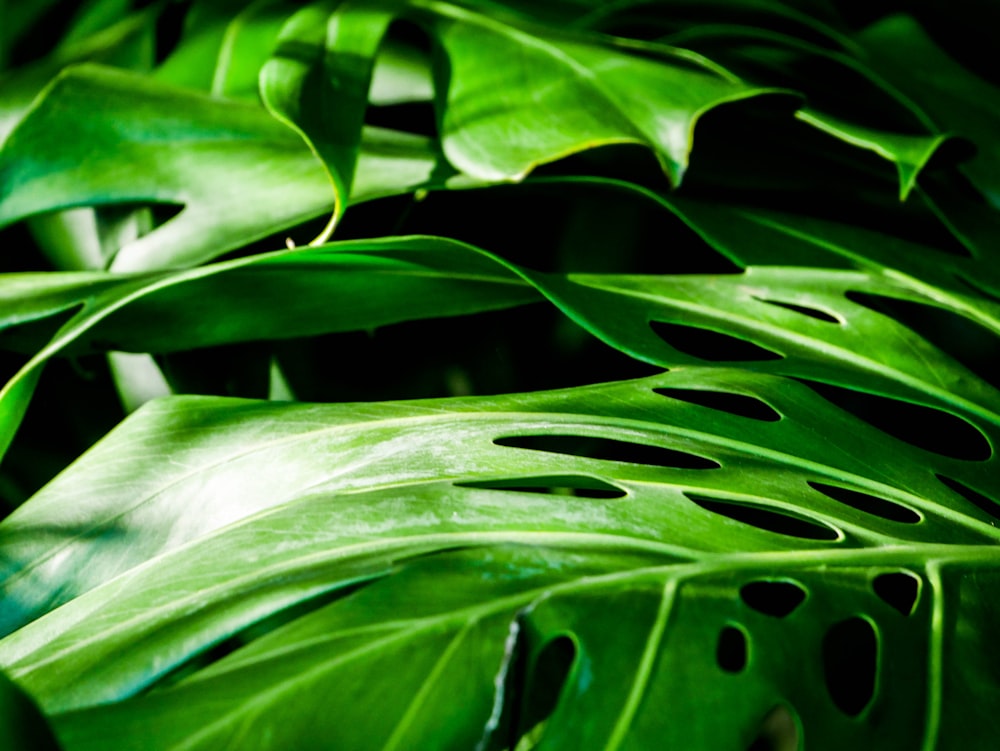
(0, 64), (451, 271)
(630, 20), (961, 200)
(856, 14), (1000, 209)
(422, 0), (781, 185)
(261, 1), (402, 239)
(0, 237), (538, 460)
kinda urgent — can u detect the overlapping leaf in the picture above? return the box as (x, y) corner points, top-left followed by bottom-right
(4, 1), (1000, 749)
(0, 237), (538, 458)
(0, 65), (450, 271)
(856, 14), (1000, 209)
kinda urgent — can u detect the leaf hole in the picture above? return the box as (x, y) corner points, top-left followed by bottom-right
(494, 435), (720, 470)
(798, 380), (992, 461)
(511, 635), (576, 747)
(755, 298), (841, 323)
(747, 704), (800, 751)
(717, 625), (748, 673)
(845, 291), (1000, 391)
(148, 202), (184, 228)
(455, 475), (625, 499)
(739, 580), (808, 618)
(146, 582), (370, 692)
(649, 320), (784, 362)
(822, 616), (878, 717)
(653, 388), (781, 422)
(872, 571), (920, 616)
(687, 494), (840, 541)
(153, 0), (190, 65)
(808, 481), (921, 524)
(365, 102), (437, 137)
(936, 474), (1000, 522)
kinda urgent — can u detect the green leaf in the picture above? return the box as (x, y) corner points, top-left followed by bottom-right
(0, 237), (538, 460)
(261, 1), (400, 240)
(794, 109), (953, 201)
(1, 371), (999, 746)
(0, 65), (449, 271)
(644, 21), (959, 200)
(4, 2), (1000, 748)
(856, 14), (1000, 209)
(422, 0), (781, 185)
(0, 64), (332, 270)
(155, 0), (297, 100)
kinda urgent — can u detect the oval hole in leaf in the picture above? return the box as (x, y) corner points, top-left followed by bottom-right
(455, 476), (625, 499)
(936, 474), (1000, 522)
(494, 435), (720, 469)
(649, 320), (784, 362)
(747, 704), (800, 751)
(755, 298), (841, 323)
(515, 635), (576, 745)
(873, 571), (920, 616)
(808, 481), (921, 524)
(799, 379), (991, 461)
(716, 625), (748, 673)
(653, 388), (781, 422)
(846, 291), (1000, 391)
(687, 494), (840, 541)
(739, 580), (807, 618)
(823, 616), (878, 717)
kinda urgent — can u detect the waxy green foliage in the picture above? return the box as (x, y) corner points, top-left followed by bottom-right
(2, 0), (1000, 748)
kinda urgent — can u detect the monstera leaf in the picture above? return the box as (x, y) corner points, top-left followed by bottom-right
(3, 1), (1000, 750)
(1, 366), (999, 748)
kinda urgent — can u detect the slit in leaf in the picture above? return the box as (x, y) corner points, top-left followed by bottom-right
(456, 476), (625, 499)
(755, 297), (841, 323)
(649, 320), (784, 362)
(937, 474), (1000, 522)
(153, 0), (190, 65)
(687, 494), (840, 541)
(872, 571), (920, 616)
(808, 481), (921, 524)
(509, 635), (576, 749)
(823, 616), (878, 717)
(494, 435), (720, 469)
(799, 379), (991, 461)
(654, 387), (781, 422)
(740, 580), (807, 618)
(146, 579), (374, 693)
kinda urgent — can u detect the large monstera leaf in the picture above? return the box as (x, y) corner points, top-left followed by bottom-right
(1, 368), (999, 748)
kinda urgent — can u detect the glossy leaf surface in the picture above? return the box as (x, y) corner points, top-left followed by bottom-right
(4, 1), (1000, 749)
